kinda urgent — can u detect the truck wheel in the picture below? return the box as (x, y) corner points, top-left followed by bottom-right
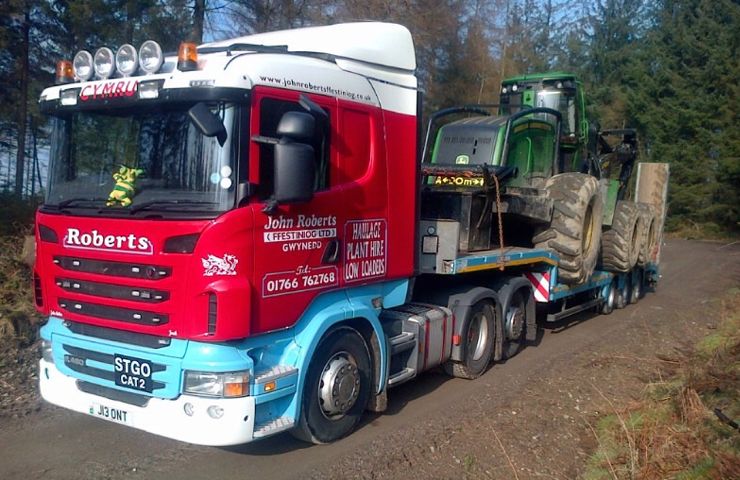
(443, 301), (495, 379)
(601, 201), (642, 272)
(503, 290), (527, 359)
(292, 327), (371, 444)
(600, 279), (617, 315)
(637, 204), (657, 267)
(533, 173), (603, 285)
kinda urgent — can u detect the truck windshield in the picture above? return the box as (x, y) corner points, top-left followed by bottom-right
(44, 102), (242, 217)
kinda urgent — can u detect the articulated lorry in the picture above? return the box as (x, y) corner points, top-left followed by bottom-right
(36, 23), (668, 445)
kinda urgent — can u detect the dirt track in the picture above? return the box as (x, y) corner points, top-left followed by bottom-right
(1, 239), (738, 479)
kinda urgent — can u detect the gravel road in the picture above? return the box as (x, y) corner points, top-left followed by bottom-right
(0, 239), (737, 480)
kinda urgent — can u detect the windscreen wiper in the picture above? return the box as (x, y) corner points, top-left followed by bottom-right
(128, 200), (219, 214)
(54, 197), (109, 208)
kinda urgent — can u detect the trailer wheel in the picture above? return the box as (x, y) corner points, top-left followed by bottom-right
(443, 301), (495, 379)
(503, 290), (527, 358)
(600, 279), (617, 315)
(533, 173), (603, 285)
(601, 201), (642, 272)
(616, 275), (631, 309)
(630, 269), (644, 304)
(292, 327), (371, 444)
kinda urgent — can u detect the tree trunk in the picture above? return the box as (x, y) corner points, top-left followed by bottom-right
(191, 0), (206, 43)
(14, 3), (30, 198)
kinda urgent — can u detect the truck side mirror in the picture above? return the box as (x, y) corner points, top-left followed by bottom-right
(188, 102), (228, 146)
(272, 110), (316, 205)
(274, 142), (315, 204)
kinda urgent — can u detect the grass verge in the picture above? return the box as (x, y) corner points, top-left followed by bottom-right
(582, 289), (740, 480)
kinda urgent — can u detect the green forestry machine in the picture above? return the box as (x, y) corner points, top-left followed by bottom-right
(421, 72), (660, 284)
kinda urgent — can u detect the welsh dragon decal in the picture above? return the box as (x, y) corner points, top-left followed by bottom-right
(202, 254), (239, 276)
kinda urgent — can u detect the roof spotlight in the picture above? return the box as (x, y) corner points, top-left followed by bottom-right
(139, 40), (164, 74)
(93, 47), (115, 79)
(116, 44), (138, 76)
(73, 50), (94, 81)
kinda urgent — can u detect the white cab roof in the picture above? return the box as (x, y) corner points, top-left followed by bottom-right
(204, 22), (416, 72)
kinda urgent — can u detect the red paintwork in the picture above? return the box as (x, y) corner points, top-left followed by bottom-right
(34, 85), (417, 341)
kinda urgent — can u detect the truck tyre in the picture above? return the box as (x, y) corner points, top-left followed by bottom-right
(503, 289), (527, 359)
(533, 173), (603, 285)
(443, 301), (495, 379)
(637, 204), (657, 267)
(292, 327), (371, 444)
(601, 201), (642, 272)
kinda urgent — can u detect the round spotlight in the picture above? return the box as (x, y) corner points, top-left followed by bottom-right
(512, 84), (518, 92)
(139, 40), (164, 74)
(93, 47), (115, 79)
(116, 44), (138, 76)
(73, 50), (93, 81)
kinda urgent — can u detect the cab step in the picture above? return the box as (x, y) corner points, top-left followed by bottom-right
(387, 367), (416, 386)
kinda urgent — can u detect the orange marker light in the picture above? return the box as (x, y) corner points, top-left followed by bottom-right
(224, 381), (247, 397)
(56, 60), (74, 84)
(264, 381), (276, 393)
(177, 42), (198, 71)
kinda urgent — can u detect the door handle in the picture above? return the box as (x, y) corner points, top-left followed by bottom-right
(322, 239), (340, 264)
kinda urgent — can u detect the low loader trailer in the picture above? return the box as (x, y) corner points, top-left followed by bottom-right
(35, 23), (668, 445)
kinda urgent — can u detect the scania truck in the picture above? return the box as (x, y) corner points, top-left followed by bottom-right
(35, 23), (668, 445)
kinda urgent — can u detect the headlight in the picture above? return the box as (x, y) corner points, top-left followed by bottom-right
(94, 47), (115, 79)
(115, 44), (138, 76)
(73, 50), (93, 81)
(41, 339), (53, 362)
(183, 370), (249, 398)
(139, 40), (163, 74)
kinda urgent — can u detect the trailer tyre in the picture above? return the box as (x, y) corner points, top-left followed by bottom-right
(533, 173), (603, 285)
(616, 275), (631, 309)
(292, 327), (371, 444)
(443, 301), (495, 379)
(503, 290), (527, 359)
(630, 268), (644, 304)
(601, 201), (642, 272)
(600, 279), (617, 315)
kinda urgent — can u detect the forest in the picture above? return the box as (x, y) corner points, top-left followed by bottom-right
(0, 0), (738, 236)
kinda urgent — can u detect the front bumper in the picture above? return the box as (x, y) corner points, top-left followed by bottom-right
(39, 359), (256, 446)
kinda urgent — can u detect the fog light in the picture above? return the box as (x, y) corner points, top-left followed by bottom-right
(183, 402), (195, 416)
(207, 405), (224, 419)
(138, 80), (160, 99)
(60, 88), (79, 106)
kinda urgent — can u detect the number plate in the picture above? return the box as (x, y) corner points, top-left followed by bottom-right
(90, 402), (132, 425)
(113, 354), (154, 393)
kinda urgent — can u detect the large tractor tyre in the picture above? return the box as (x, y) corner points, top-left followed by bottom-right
(637, 203), (658, 267)
(601, 201), (642, 272)
(443, 301), (495, 379)
(533, 173), (603, 285)
(292, 327), (372, 444)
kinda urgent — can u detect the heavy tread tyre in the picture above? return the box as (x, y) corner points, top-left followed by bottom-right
(600, 201), (642, 273)
(637, 203), (657, 267)
(533, 173), (603, 285)
(443, 301), (495, 379)
(291, 328), (371, 444)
